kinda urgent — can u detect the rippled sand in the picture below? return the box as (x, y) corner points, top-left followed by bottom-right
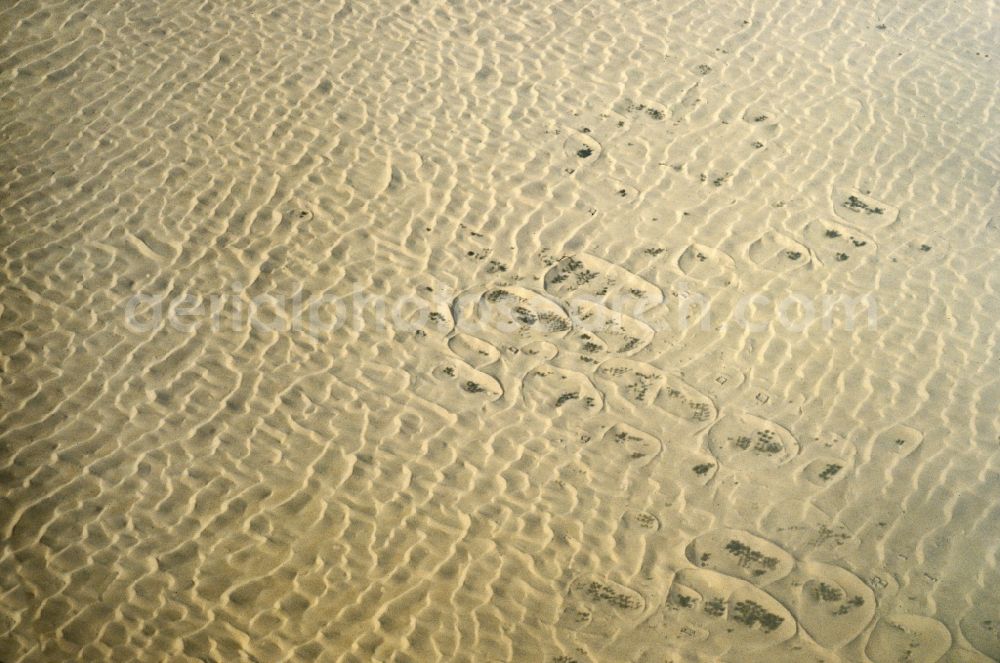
(2, 1), (998, 661)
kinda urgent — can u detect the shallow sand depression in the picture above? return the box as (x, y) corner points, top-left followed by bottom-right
(1, 0), (998, 661)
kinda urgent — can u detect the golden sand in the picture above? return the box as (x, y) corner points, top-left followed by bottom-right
(1, 1), (998, 661)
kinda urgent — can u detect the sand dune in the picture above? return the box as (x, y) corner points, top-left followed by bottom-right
(1, 0), (998, 661)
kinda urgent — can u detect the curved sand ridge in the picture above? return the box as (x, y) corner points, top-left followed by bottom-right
(1, 0), (998, 661)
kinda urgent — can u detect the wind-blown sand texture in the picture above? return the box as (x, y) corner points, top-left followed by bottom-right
(1, 0), (999, 661)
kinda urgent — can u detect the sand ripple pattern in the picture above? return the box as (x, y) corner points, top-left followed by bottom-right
(1, 0), (998, 661)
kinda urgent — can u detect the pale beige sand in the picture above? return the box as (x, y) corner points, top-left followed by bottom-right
(1, 0), (998, 661)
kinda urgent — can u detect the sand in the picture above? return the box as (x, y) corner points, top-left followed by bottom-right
(1, 0), (998, 661)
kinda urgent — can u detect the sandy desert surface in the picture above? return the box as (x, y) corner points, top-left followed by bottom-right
(1, 0), (999, 661)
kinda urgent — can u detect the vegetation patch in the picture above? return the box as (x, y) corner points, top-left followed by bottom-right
(724, 539), (780, 575)
(731, 600), (784, 632)
(843, 195), (884, 214)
